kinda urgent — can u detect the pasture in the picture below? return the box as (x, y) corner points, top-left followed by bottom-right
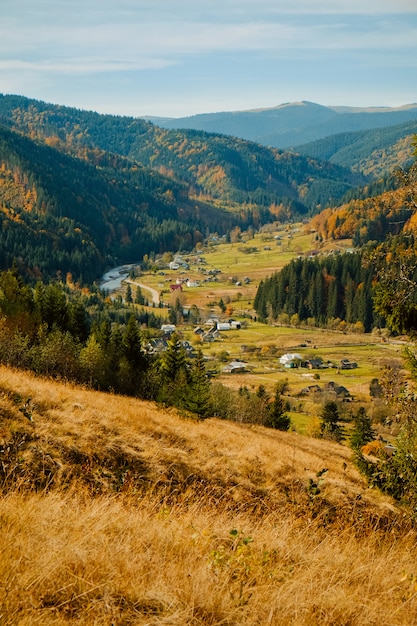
(121, 224), (406, 434)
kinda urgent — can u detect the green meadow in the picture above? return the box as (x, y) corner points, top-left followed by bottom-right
(124, 224), (405, 434)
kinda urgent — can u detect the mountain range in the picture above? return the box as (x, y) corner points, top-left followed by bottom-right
(149, 100), (417, 150)
(0, 94), (416, 283)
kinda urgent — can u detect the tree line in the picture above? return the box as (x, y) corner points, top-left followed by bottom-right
(254, 250), (377, 332)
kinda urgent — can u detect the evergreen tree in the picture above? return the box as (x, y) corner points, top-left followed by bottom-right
(327, 278), (339, 320)
(266, 387), (291, 431)
(135, 286), (145, 305)
(350, 407), (374, 450)
(125, 283), (133, 303)
(160, 332), (188, 381)
(319, 401), (344, 442)
(185, 349), (212, 418)
(36, 282), (69, 331)
(369, 377), (383, 398)
(96, 318), (112, 349)
(69, 300), (91, 343)
(158, 332), (189, 407)
(123, 315), (146, 371)
(218, 298), (226, 314)
(255, 384), (271, 426)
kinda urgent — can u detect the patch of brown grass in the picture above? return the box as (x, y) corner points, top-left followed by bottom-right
(1, 365), (416, 625)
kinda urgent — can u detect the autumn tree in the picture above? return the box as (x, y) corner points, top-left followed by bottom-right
(365, 143), (417, 335)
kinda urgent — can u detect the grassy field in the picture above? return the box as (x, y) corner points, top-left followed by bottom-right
(1, 365), (417, 625)
(190, 323), (402, 391)
(133, 224), (353, 311)
(120, 225), (405, 434)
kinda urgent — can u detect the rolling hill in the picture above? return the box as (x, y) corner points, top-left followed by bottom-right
(152, 100), (417, 150)
(294, 118), (417, 178)
(0, 94), (365, 211)
(0, 123), (240, 282)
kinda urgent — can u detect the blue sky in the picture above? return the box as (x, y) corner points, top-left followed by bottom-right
(1, 0), (417, 118)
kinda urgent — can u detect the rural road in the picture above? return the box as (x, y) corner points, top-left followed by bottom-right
(125, 279), (160, 306)
(100, 265), (160, 306)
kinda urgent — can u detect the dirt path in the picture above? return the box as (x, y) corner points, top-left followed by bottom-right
(125, 279), (160, 306)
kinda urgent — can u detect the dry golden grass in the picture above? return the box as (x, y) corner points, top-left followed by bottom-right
(1, 365), (417, 625)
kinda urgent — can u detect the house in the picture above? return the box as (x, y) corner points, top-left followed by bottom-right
(161, 324), (176, 335)
(146, 338), (168, 354)
(202, 327), (220, 342)
(181, 340), (194, 356)
(304, 357), (323, 369)
(169, 261), (180, 270)
(340, 358), (358, 370)
(279, 353), (303, 368)
(222, 361), (248, 374)
(300, 384), (322, 395)
(170, 284), (183, 292)
(325, 381), (352, 399)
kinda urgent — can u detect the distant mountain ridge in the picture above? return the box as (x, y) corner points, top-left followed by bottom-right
(154, 101), (417, 149)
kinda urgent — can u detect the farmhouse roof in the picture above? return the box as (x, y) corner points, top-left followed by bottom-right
(222, 361), (248, 373)
(279, 353), (302, 364)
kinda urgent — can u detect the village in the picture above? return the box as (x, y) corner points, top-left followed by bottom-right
(104, 230), (402, 430)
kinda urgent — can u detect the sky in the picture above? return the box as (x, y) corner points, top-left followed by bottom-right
(1, 0), (417, 119)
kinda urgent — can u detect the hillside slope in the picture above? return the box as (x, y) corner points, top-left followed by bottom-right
(1, 365), (416, 625)
(294, 119), (417, 177)
(0, 124), (235, 281)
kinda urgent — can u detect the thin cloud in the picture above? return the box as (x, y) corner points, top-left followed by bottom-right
(2, 18), (415, 66)
(1, 0), (416, 116)
(0, 58), (175, 74)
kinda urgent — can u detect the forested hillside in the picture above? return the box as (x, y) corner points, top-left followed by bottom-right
(254, 147), (417, 333)
(0, 94), (380, 281)
(125, 126), (363, 214)
(0, 124), (238, 281)
(309, 151), (417, 246)
(294, 119), (417, 177)
(0, 95), (366, 215)
(254, 252), (376, 331)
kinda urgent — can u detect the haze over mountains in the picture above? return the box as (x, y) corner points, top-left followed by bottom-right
(151, 100), (417, 150)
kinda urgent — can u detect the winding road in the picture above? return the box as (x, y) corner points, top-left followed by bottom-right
(125, 279), (160, 306)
